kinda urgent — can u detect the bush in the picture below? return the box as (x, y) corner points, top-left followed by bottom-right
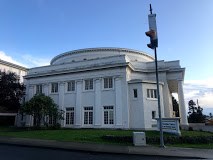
(188, 126), (193, 131)
(101, 135), (213, 145)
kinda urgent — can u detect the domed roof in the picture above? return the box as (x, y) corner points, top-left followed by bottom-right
(50, 47), (154, 65)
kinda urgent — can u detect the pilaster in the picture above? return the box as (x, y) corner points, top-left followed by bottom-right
(94, 78), (101, 126)
(75, 80), (82, 126)
(59, 82), (65, 110)
(43, 83), (49, 96)
(115, 77), (123, 126)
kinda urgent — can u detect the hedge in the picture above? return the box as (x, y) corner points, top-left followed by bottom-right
(101, 135), (213, 144)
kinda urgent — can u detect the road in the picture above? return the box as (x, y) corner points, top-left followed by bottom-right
(0, 144), (202, 160)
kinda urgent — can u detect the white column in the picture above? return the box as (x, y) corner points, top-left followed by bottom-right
(75, 80), (82, 126)
(115, 77), (123, 126)
(59, 82), (65, 127)
(163, 82), (172, 117)
(178, 80), (188, 126)
(94, 78), (101, 126)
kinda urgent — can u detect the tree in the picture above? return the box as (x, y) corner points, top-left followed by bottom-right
(0, 71), (25, 112)
(188, 99), (205, 123)
(172, 96), (180, 117)
(21, 94), (64, 127)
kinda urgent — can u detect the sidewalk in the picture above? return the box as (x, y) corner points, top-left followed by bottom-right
(0, 136), (212, 159)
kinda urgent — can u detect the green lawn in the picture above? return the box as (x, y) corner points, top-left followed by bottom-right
(0, 127), (212, 148)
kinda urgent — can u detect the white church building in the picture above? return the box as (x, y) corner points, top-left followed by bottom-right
(23, 47), (188, 130)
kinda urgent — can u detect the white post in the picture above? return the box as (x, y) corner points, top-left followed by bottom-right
(94, 78), (101, 126)
(178, 80), (188, 126)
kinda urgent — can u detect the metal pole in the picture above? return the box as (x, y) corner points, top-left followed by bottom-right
(154, 47), (165, 148)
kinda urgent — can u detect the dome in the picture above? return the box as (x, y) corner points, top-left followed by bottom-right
(50, 47), (154, 65)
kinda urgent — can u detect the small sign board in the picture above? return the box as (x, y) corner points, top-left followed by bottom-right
(156, 118), (181, 136)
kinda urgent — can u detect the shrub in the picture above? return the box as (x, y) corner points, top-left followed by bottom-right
(188, 126), (193, 131)
(101, 135), (213, 145)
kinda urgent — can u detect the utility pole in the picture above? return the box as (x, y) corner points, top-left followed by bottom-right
(145, 4), (165, 148)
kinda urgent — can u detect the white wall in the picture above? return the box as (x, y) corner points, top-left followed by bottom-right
(129, 83), (145, 129)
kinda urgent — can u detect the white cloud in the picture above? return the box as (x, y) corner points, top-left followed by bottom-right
(21, 54), (50, 68)
(184, 78), (213, 110)
(0, 51), (50, 68)
(0, 51), (26, 67)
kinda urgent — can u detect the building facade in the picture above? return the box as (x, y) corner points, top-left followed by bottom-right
(0, 59), (28, 126)
(23, 48), (188, 129)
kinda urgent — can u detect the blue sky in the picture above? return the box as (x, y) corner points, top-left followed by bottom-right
(0, 0), (212, 113)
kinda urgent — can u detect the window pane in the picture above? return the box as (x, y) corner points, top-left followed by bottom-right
(103, 106), (114, 125)
(109, 110), (114, 124)
(70, 112), (74, 124)
(89, 112), (93, 124)
(104, 78), (108, 88)
(51, 83), (58, 93)
(84, 112), (88, 124)
(154, 90), (157, 98)
(104, 111), (108, 124)
(104, 77), (113, 89)
(85, 79), (93, 90)
(109, 78), (113, 88)
(66, 113), (70, 124)
(67, 81), (75, 91)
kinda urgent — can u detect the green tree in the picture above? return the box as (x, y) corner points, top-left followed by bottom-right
(0, 71), (25, 112)
(172, 96), (180, 117)
(21, 94), (64, 127)
(188, 99), (205, 123)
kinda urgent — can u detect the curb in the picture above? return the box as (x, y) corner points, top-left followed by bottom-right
(0, 137), (212, 159)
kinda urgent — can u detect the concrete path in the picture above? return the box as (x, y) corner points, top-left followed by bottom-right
(0, 136), (212, 159)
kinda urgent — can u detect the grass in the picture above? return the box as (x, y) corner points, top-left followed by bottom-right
(0, 127), (212, 148)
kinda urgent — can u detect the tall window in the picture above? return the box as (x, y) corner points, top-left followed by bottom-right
(66, 107), (74, 125)
(36, 84), (42, 94)
(133, 89), (138, 98)
(85, 79), (93, 90)
(147, 89), (157, 99)
(51, 83), (58, 93)
(104, 77), (113, 89)
(103, 106), (114, 125)
(84, 107), (93, 125)
(67, 81), (75, 92)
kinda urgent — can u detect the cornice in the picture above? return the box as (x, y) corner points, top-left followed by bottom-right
(25, 62), (129, 79)
(50, 47), (154, 65)
(0, 59), (28, 71)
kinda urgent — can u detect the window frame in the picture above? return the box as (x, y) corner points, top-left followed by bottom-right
(103, 77), (113, 89)
(65, 107), (75, 125)
(152, 111), (156, 119)
(67, 80), (75, 92)
(36, 84), (42, 94)
(84, 79), (94, 91)
(51, 83), (58, 93)
(147, 89), (158, 99)
(133, 89), (138, 98)
(103, 106), (114, 125)
(83, 107), (93, 125)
